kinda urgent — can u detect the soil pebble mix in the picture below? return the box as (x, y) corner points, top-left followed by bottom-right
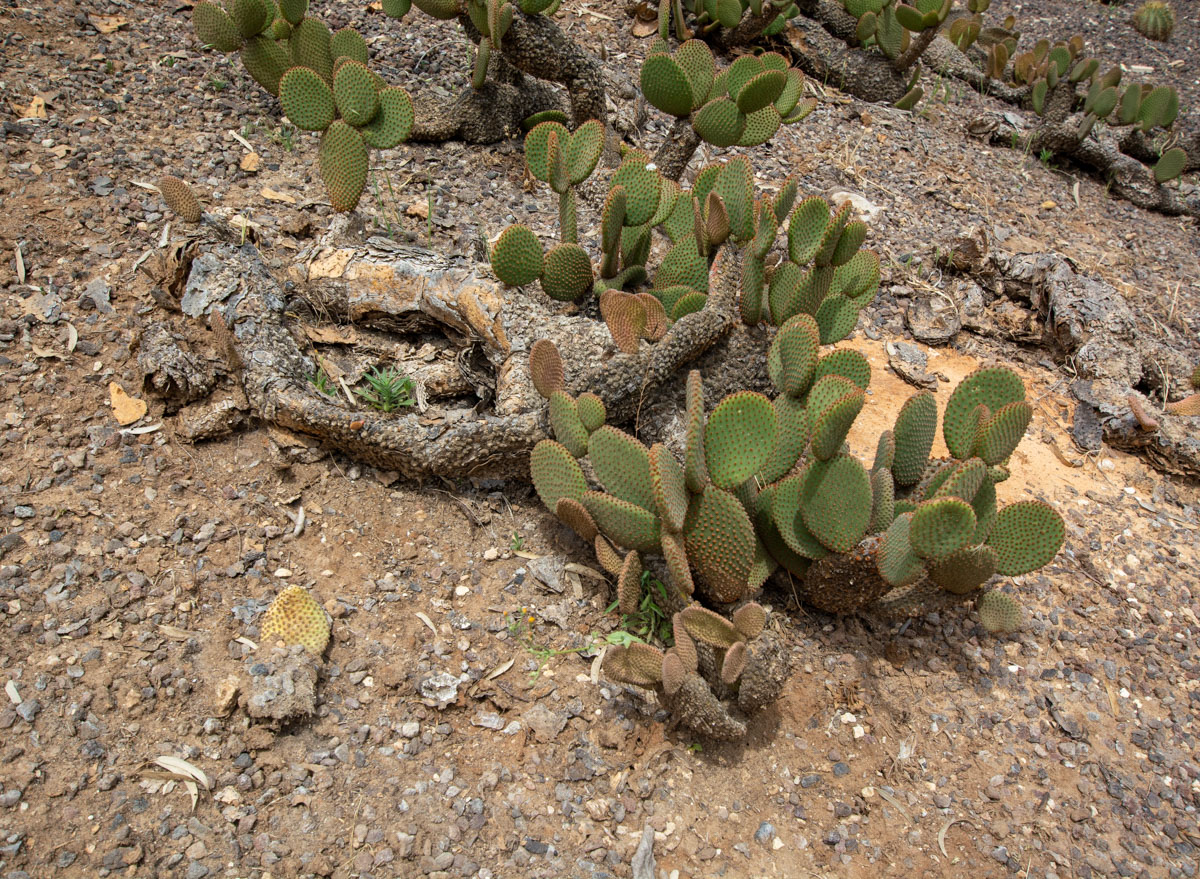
(0, 1), (1199, 878)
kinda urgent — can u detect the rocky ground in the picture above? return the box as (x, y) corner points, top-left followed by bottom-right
(1, 1), (1199, 878)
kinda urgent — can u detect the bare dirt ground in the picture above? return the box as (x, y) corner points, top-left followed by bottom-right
(1, 1), (1199, 878)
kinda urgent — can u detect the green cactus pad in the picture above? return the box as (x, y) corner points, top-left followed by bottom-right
(767, 313), (820, 398)
(684, 371), (709, 493)
(571, 394), (603, 434)
(977, 590), (1022, 633)
(735, 70), (787, 115)
(740, 254), (766, 325)
(799, 454), (872, 553)
(1138, 85), (1178, 131)
(712, 158), (754, 242)
(651, 285), (689, 314)
(556, 496), (598, 542)
(538, 243), (592, 302)
(680, 605), (741, 649)
(318, 121), (368, 211)
(241, 35), (290, 95)
(971, 476), (998, 543)
(228, 0), (271, 38)
(813, 294), (860, 344)
(412, 0), (461, 17)
(279, 0), (308, 26)
(775, 69), (805, 118)
(873, 430), (896, 472)
(788, 196), (830, 266)
(360, 87), (414, 148)
(676, 39), (716, 106)
(814, 203), (851, 267)
(600, 185), (627, 256)
(650, 179), (682, 229)
(732, 602), (766, 640)
(805, 374), (859, 422)
(641, 53), (695, 117)
(796, 264), (832, 316)
(944, 366), (1026, 460)
(756, 485), (815, 574)
(986, 500), (1065, 576)
(810, 388), (865, 461)
(530, 440), (588, 510)
(773, 177), (799, 225)
(704, 391), (777, 490)
(830, 220), (868, 267)
(617, 550), (643, 616)
(528, 339), (563, 399)
(565, 119), (604, 185)
(934, 457), (987, 502)
(767, 260), (804, 325)
(330, 27), (369, 64)
(524, 121), (569, 183)
(289, 17), (334, 82)
(1154, 147), (1187, 183)
(909, 497), (977, 560)
(930, 544), (997, 594)
(656, 238), (710, 292)
(693, 97), (747, 148)
(650, 443), (689, 533)
(548, 391), (588, 457)
(834, 249), (881, 302)
(814, 349), (871, 390)
(759, 396), (810, 484)
(914, 457), (957, 500)
(671, 292), (707, 321)
(870, 466), (896, 532)
(332, 60), (380, 127)
(611, 157), (661, 227)
(684, 486), (757, 603)
(588, 425), (655, 511)
(892, 390), (938, 485)
(491, 225), (544, 287)
(582, 491), (662, 552)
(973, 400), (1032, 464)
(280, 66), (336, 131)
(738, 106), (781, 148)
(877, 512), (925, 587)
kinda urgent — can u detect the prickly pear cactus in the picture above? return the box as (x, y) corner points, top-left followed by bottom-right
(190, 1), (414, 211)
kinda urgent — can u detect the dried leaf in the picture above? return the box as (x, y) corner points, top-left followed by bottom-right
(14, 245), (24, 283)
(5, 681), (20, 705)
(12, 96), (46, 119)
(406, 200), (430, 220)
(876, 787), (913, 824)
(109, 382), (148, 426)
(240, 152), (261, 173)
(66, 323), (78, 352)
(486, 657), (514, 680)
(415, 611), (437, 635)
(31, 345), (65, 360)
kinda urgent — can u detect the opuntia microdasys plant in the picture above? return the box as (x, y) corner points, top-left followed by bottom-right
(528, 330), (1065, 738)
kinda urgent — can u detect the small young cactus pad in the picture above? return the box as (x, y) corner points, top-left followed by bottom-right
(259, 585), (331, 655)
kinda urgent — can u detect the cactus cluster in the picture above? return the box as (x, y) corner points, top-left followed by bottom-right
(1131, 1), (1174, 42)
(999, 34), (1188, 182)
(192, 0), (414, 211)
(840, 0), (959, 102)
(527, 335), (1064, 734)
(654, 0), (800, 43)
(490, 52), (877, 355)
(641, 40), (815, 148)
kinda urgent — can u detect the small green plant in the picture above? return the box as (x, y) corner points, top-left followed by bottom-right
(605, 571), (674, 646)
(509, 531), (524, 552)
(208, 75), (228, 92)
(354, 366), (415, 412)
(160, 54), (179, 68)
(307, 367), (336, 397)
(273, 122), (296, 152)
(505, 608), (636, 680)
(1039, 147), (1055, 169)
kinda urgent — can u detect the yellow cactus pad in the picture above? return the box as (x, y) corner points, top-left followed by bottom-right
(259, 585), (330, 655)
